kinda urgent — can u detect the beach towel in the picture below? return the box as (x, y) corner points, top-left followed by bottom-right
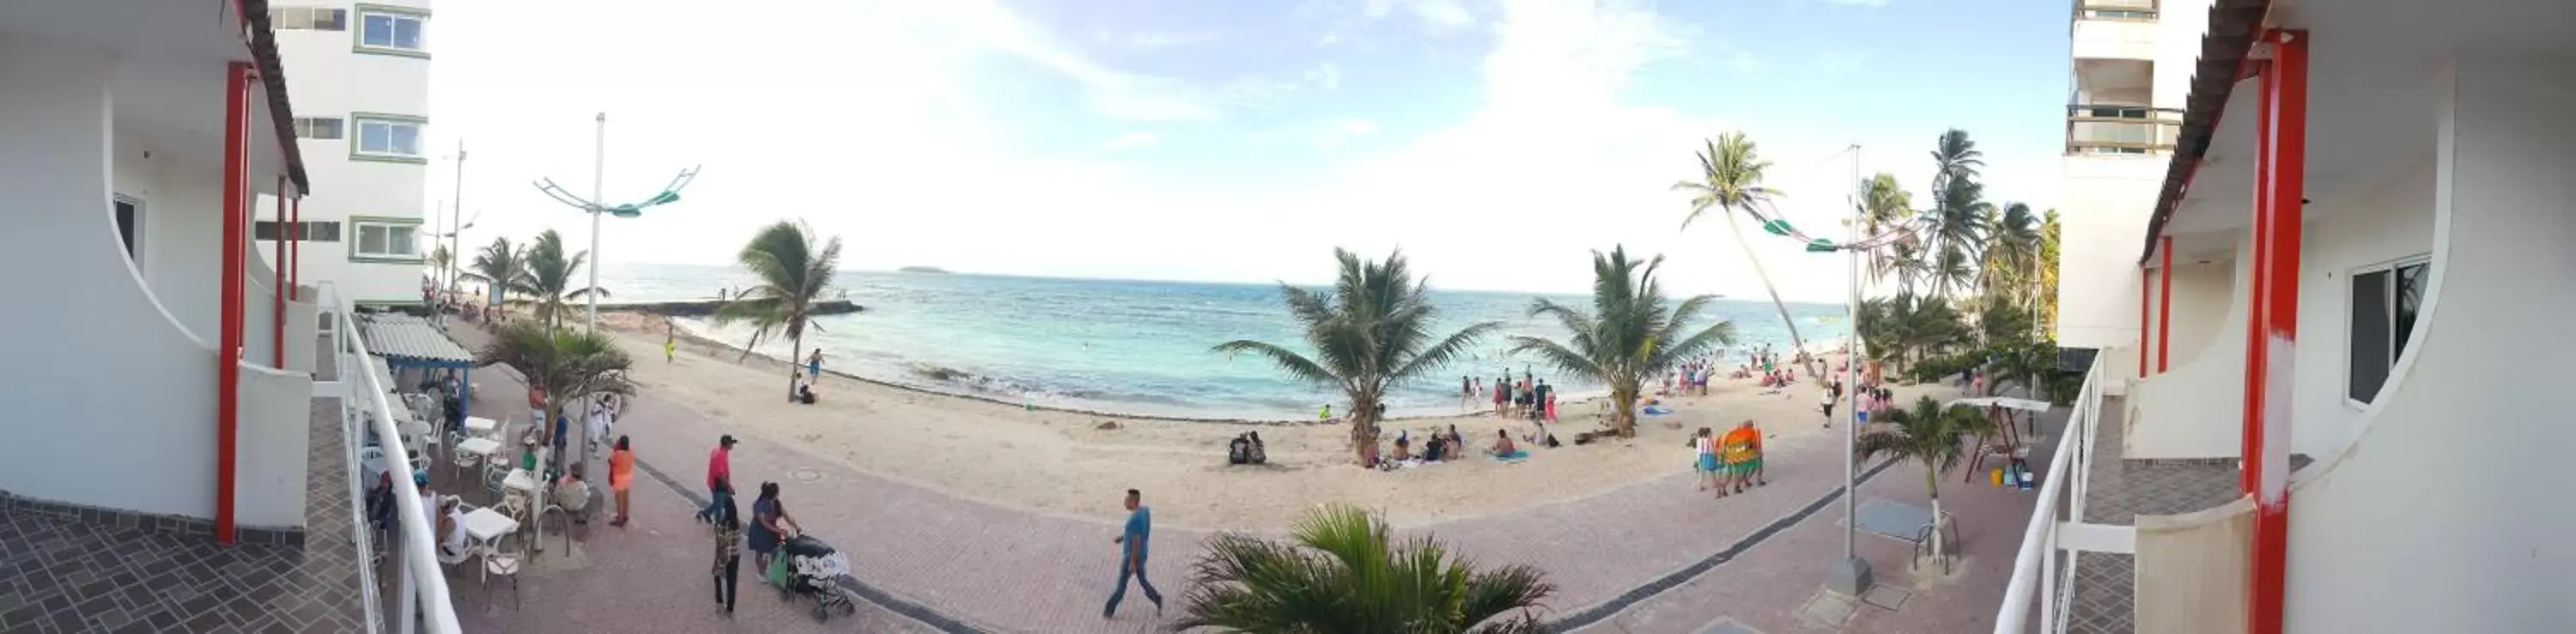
(1641, 405), (1674, 416)
(1491, 449), (1529, 463)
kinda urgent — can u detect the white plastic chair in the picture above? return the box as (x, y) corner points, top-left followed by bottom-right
(483, 544), (523, 609)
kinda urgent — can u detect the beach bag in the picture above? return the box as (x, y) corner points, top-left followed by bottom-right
(767, 550), (792, 586)
(1228, 438), (1250, 465)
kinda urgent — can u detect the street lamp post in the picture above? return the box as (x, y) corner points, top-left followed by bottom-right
(1825, 143), (1874, 596)
(532, 112), (699, 333)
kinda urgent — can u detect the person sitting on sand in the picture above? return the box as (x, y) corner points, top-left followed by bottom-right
(1444, 425), (1467, 460)
(1489, 430), (1517, 458)
(1421, 431), (1446, 461)
(1229, 434), (1255, 465)
(1392, 434), (1413, 462)
(1247, 431), (1267, 464)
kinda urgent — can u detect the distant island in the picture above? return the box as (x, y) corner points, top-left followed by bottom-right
(897, 266), (951, 274)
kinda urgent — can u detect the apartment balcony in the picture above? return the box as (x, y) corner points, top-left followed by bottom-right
(2066, 105), (2182, 155)
(2071, 0), (2157, 60)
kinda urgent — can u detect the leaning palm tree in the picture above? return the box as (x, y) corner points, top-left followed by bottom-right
(1212, 248), (1498, 465)
(1980, 202), (2041, 298)
(1175, 503), (1555, 633)
(1854, 395), (1991, 563)
(1674, 131), (1820, 378)
(477, 320), (635, 469)
(712, 221), (843, 400)
(1508, 247), (1736, 437)
(460, 237), (530, 309)
(518, 229), (609, 329)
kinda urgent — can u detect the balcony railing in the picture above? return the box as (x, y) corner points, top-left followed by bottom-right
(325, 283), (463, 634)
(1993, 353), (2134, 633)
(2075, 0), (2157, 21)
(2067, 104), (2183, 155)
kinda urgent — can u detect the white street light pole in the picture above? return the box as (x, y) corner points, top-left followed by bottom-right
(450, 142), (465, 308)
(586, 113), (605, 333)
(1827, 143), (1874, 596)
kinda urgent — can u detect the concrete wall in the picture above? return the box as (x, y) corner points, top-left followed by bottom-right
(234, 363), (312, 528)
(2158, 257), (2235, 369)
(2055, 155), (2164, 359)
(0, 40), (221, 517)
(258, 0), (434, 306)
(2285, 59), (2576, 634)
(115, 129), (227, 343)
(2134, 497), (2252, 634)
(2126, 234), (2250, 459)
(2283, 163), (2435, 456)
(2150, 0), (2215, 110)
(2073, 17), (2156, 61)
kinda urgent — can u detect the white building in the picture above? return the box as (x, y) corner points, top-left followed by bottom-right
(258, 1), (434, 308)
(2009, 0), (2576, 632)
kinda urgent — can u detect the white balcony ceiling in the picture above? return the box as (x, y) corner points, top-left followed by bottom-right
(2162, 0), (2576, 235)
(0, 0), (294, 196)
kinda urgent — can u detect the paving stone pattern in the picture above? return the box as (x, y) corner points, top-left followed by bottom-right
(0, 394), (368, 634)
(2063, 397), (2315, 634)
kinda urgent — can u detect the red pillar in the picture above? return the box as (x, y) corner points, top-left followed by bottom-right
(273, 176), (287, 368)
(2138, 268), (2152, 378)
(289, 198), (301, 301)
(216, 61), (252, 546)
(2157, 235), (2173, 372)
(2245, 29), (2306, 634)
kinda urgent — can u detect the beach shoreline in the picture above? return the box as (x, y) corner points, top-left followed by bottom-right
(556, 308), (1947, 532)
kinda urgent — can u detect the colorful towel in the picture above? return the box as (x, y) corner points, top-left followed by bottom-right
(1492, 449), (1529, 463)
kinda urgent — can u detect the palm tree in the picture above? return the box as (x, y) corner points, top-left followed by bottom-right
(1857, 173), (1917, 290)
(1507, 247), (1737, 437)
(518, 229), (609, 329)
(1929, 246), (1977, 301)
(1854, 395), (1991, 562)
(460, 237), (529, 310)
(1213, 248), (1498, 465)
(1980, 203), (2041, 298)
(1929, 128), (1984, 193)
(427, 245), (453, 293)
(1674, 131), (1820, 378)
(712, 221), (843, 400)
(1175, 503), (1555, 633)
(477, 320), (635, 469)
(1923, 131), (1992, 299)
(2036, 209), (2063, 333)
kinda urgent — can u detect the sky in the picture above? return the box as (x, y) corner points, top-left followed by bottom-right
(423, 0), (2070, 303)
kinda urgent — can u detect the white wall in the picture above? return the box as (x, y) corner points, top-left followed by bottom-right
(2055, 155), (2165, 356)
(2151, 0), (2215, 110)
(234, 363), (312, 528)
(2285, 162), (2434, 456)
(2287, 58), (2576, 634)
(116, 131), (227, 343)
(2073, 18), (2156, 62)
(0, 39), (220, 518)
(2126, 234), (2249, 460)
(2159, 257), (2235, 369)
(259, 0), (434, 307)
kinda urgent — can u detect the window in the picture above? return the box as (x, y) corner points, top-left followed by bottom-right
(254, 221), (343, 242)
(113, 196), (143, 265)
(355, 6), (428, 55)
(293, 117), (344, 140)
(351, 115), (425, 162)
(270, 7), (348, 31)
(352, 219), (421, 260)
(2347, 258), (2430, 405)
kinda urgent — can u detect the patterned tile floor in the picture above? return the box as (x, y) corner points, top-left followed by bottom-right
(2063, 397), (2312, 634)
(0, 384), (368, 633)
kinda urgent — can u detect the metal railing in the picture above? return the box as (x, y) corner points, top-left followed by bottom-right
(325, 283), (462, 634)
(2075, 0), (2157, 21)
(1994, 353), (2114, 633)
(2067, 104), (2183, 155)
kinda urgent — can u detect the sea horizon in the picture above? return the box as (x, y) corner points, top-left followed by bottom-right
(543, 262), (1855, 421)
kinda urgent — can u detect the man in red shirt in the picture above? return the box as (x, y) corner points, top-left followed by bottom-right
(697, 435), (737, 524)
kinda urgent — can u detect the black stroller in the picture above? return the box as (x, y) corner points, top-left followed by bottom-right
(774, 533), (857, 621)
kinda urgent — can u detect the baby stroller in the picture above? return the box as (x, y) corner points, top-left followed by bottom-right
(772, 533), (857, 621)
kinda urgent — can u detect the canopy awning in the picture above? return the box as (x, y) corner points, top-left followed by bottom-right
(359, 314), (475, 369)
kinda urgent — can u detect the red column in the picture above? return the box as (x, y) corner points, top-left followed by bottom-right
(289, 198), (301, 301)
(2244, 29), (2306, 634)
(216, 61), (252, 546)
(273, 177), (286, 368)
(2157, 235), (2173, 372)
(2138, 268), (2151, 378)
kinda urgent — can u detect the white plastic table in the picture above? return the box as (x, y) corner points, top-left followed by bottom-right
(459, 507), (520, 584)
(464, 416), (501, 437)
(503, 468), (539, 494)
(455, 437), (501, 481)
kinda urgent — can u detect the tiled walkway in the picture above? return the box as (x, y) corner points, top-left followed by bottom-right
(2063, 398), (2310, 634)
(440, 323), (2039, 633)
(0, 388), (368, 633)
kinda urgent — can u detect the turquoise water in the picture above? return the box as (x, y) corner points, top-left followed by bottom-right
(595, 263), (1850, 420)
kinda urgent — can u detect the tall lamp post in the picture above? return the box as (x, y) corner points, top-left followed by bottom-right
(532, 113), (699, 333)
(1820, 143), (1874, 596)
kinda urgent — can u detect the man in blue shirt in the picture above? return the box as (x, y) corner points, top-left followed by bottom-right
(1104, 488), (1163, 619)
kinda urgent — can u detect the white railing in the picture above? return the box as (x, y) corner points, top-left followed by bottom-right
(324, 283), (462, 634)
(1995, 353), (2128, 633)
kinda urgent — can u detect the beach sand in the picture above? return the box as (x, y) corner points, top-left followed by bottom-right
(583, 309), (1959, 532)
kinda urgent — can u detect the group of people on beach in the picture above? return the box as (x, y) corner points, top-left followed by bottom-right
(1466, 370), (1561, 424)
(1693, 421), (1769, 497)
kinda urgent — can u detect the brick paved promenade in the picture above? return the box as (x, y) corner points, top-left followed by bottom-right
(440, 339), (2048, 633)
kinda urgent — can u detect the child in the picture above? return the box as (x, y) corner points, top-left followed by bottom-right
(1693, 428), (1719, 491)
(711, 497), (743, 614)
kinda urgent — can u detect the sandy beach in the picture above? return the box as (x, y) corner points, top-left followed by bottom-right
(576, 309), (1959, 532)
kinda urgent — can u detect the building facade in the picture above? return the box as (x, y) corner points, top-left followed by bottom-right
(259, 1), (434, 308)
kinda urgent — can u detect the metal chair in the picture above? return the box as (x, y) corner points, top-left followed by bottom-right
(483, 543), (523, 609)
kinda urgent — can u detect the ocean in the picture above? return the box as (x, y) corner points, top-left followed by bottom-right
(590, 263), (1850, 421)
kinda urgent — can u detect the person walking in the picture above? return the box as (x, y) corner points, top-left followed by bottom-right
(806, 349), (824, 381)
(698, 436), (737, 525)
(664, 318), (677, 363)
(710, 497), (743, 615)
(749, 482), (801, 581)
(1103, 488), (1163, 619)
(608, 436), (635, 527)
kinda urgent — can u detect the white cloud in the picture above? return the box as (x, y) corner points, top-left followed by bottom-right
(1312, 118), (1381, 149)
(1120, 30), (1216, 51)
(1816, 0), (1892, 7)
(1364, 0), (1479, 32)
(1304, 63), (1343, 89)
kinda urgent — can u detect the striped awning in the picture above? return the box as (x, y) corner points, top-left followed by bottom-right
(358, 313), (474, 368)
